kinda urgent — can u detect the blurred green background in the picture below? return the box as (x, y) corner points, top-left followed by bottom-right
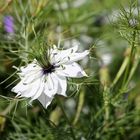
(0, 0), (140, 140)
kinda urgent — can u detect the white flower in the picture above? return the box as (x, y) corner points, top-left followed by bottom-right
(12, 45), (89, 108)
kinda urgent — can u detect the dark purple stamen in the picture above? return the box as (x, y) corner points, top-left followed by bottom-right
(43, 65), (55, 74)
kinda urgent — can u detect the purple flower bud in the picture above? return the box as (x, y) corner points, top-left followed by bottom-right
(3, 16), (14, 34)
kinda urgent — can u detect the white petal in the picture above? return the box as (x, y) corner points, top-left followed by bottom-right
(31, 76), (45, 100)
(12, 81), (26, 93)
(71, 50), (89, 61)
(44, 73), (58, 98)
(22, 70), (42, 84)
(47, 74), (54, 90)
(12, 81), (31, 96)
(22, 78), (43, 98)
(44, 84), (55, 98)
(12, 78), (42, 98)
(50, 45), (79, 64)
(56, 62), (88, 78)
(20, 60), (41, 75)
(58, 50), (89, 65)
(38, 93), (53, 108)
(54, 74), (67, 96)
(60, 45), (78, 54)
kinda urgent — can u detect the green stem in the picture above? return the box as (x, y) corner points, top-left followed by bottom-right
(111, 56), (129, 87)
(112, 31), (139, 101)
(57, 98), (76, 140)
(124, 50), (139, 87)
(103, 87), (110, 121)
(72, 90), (84, 125)
(122, 31), (136, 88)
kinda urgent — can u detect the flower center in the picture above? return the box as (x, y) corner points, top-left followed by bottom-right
(42, 64), (55, 74)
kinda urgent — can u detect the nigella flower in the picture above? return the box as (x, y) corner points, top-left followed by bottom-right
(3, 16), (14, 34)
(12, 45), (89, 108)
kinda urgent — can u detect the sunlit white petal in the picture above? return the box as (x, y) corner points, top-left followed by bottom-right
(31, 76), (45, 100)
(50, 45), (78, 64)
(21, 71), (42, 84)
(20, 60), (41, 75)
(44, 73), (58, 98)
(38, 93), (53, 108)
(54, 74), (67, 96)
(56, 62), (88, 77)
(66, 50), (89, 64)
